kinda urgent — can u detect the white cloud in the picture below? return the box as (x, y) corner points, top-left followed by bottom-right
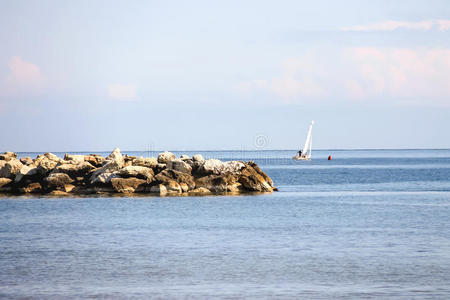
(345, 48), (450, 101)
(341, 20), (450, 32)
(238, 47), (450, 106)
(1, 56), (46, 97)
(107, 84), (137, 100)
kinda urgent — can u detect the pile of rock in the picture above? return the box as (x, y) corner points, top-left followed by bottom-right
(0, 149), (277, 196)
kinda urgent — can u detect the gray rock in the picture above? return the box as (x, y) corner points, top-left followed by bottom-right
(90, 161), (122, 184)
(149, 184), (167, 195)
(45, 173), (74, 188)
(15, 165), (38, 183)
(52, 161), (95, 178)
(166, 159), (192, 174)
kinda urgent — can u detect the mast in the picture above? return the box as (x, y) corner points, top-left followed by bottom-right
(302, 120), (314, 155)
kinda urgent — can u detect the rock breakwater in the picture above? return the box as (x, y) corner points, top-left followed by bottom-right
(0, 149), (277, 196)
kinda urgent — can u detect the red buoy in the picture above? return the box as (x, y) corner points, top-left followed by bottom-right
(328, 155), (332, 160)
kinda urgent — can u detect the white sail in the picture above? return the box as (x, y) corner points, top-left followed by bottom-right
(293, 120), (314, 160)
(302, 120), (314, 155)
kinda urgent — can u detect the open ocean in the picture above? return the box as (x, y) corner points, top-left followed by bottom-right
(1, 149), (450, 299)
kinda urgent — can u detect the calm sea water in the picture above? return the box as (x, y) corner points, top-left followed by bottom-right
(1, 149), (450, 299)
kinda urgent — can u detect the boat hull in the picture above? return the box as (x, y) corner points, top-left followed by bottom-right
(292, 155), (311, 161)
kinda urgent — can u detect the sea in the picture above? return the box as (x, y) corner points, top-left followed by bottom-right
(1, 149), (450, 299)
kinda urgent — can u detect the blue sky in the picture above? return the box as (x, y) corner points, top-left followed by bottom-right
(1, 0), (450, 151)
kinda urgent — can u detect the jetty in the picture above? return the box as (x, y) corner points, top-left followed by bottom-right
(0, 149), (276, 196)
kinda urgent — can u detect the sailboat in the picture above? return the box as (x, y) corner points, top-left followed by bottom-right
(293, 120), (314, 160)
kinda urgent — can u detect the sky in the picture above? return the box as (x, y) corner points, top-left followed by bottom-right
(1, 0), (450, 151)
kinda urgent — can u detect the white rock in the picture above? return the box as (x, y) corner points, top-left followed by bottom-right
(201, 159), (245, 175)
(222, 161), (245, 174)
(158, 151), (175, 164)
(192, 154), (205, 163)
(202, 159), (224, 175)
(118, 165), (154, 180)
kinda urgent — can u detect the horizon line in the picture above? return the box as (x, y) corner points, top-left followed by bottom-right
(10, 147), (450, 154)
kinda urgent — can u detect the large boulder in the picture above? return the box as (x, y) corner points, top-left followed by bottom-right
(188, 187), (212, 195)
(166, 159), (192, 174)
(52, 161), (95, 178)
(14, 165), (38, 183)
(105, 148), (124, 168)
(201, 159), (223, 175)
(165, 180), (182, 193)
(110, 177), (146, 193)
(90, 165), (120, 184)
(45, 173), (74, 189)
(149, 184), (167, 195)
(155, 169), (195, 190)
(247, 162), (274, 187)
(118, 166), (154, 181)
(192, 154), (205, 163)
(84, 154), (105, 167)
(200, 159), (245, 175)
(238, 164), (273, 192)
(195, 174), (240, 193)
(44, 152), (61, 161)
(20, 157), (34, 166)
(132, 157), (158, 168)
(18, 182), (42, 193)
(35, 153), (63, 175)
(0, 152), (17, 161)
(0, 178), (12, 192)
(223, 161), (246, 174)
(64, 154), (85, 163)
(157, 151), (175, 164)
(36, 158), (59, 175)
(90, 148), (124, 184)
(0, 159), (23, 179)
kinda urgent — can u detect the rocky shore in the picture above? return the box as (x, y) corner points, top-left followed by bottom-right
(0, 149), (277, 196)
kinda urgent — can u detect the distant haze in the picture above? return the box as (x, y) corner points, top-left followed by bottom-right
(1, 0), (450, 152)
